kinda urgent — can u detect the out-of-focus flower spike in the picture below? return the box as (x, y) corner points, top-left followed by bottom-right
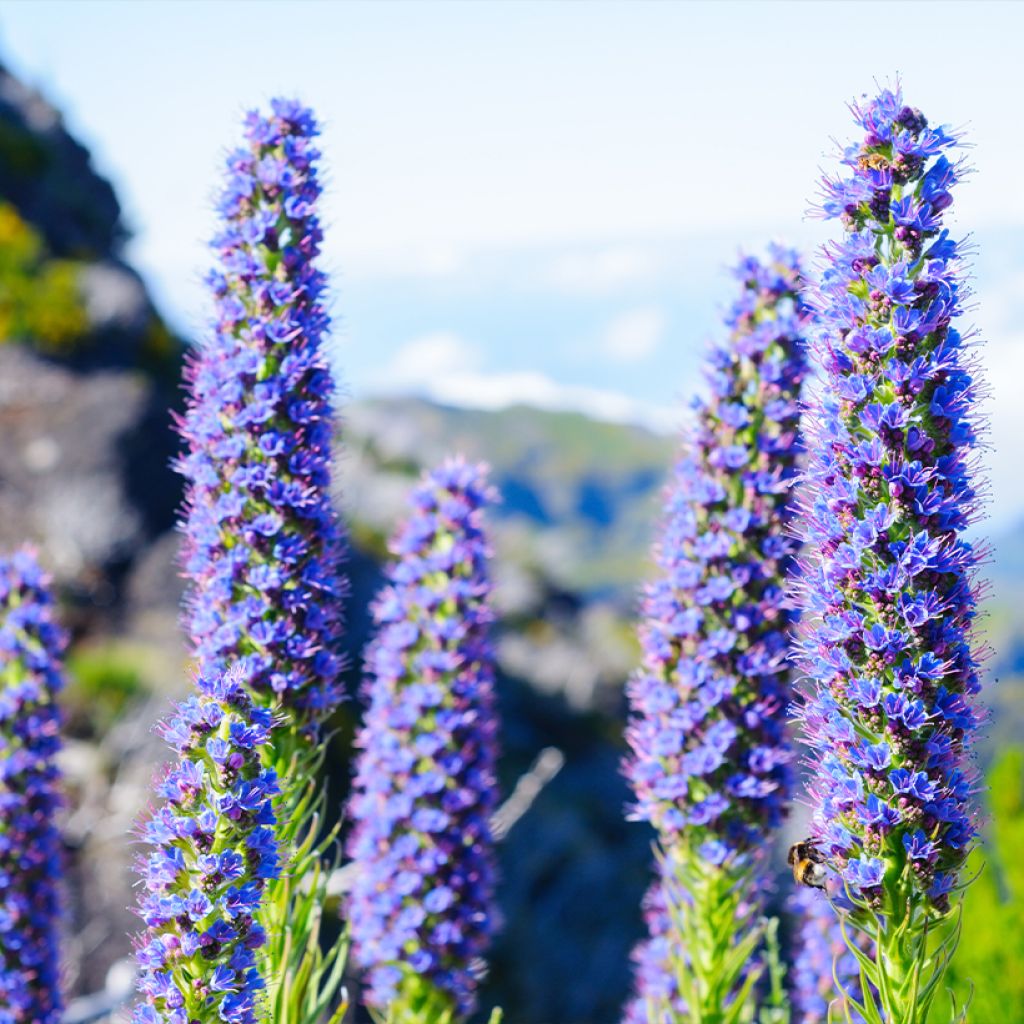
(789, 888), (869, 1024)
(622, 247), (810, 1020)
(0, 548), (66, 1024)
(347, 457), (500, 1021)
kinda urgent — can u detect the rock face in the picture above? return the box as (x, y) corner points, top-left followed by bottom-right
(0, 62), (183, 627)
(0, 346), (177, 604)
(0, 61), (124, 259)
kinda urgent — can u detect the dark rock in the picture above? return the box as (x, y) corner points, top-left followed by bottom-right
(0, 61), (125, 259)
(0, 345), (180, 628)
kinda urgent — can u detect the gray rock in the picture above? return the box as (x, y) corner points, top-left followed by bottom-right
(0, 345), (175, 613)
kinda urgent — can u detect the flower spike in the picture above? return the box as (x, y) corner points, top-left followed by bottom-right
(796, 84), (986, 1024)
(177, 98), (348, 727)
(0, 548), (66, 1024)
(347, 458), (501, 1021)
(622, 247), (810, 1019)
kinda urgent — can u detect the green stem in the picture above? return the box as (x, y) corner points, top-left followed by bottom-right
(260, 721), (350, 1024)
(839, 889), (963, 1024)
(662, 846), (766, 1024)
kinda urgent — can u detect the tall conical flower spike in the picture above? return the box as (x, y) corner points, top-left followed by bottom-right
(177, 98), (348, 729)
(347, 458), (501, 1022)
(132, 670), (279, 1024)
(622, 247), (809, 1020)
(796, 85), (986, 1024)
(0, 548), (66, 1024)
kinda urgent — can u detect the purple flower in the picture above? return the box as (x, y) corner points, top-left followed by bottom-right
(622, 248), (809, 1017)
(0, 549), (66, 1024)
(132, 670), (279, 1024)
(624, 247), (808, 853)
(797, 86), (983, 914)
(177, 99), (348, 725)
(347, 458), (500, 1018)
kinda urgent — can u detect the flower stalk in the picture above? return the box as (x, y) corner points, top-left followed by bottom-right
(796, 85), (985, 1024)
(347, 458), (501, 1023)
(175, 98), (352, 1022)
(622, 248), (809, 1022)
(0, 549), (66, 1024)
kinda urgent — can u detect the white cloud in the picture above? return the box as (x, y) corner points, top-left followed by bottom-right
(371, 331), (676, 432)
(601, 306), (666, 362)
(545, 245), (661, 293)
(381, 331), (474, 385)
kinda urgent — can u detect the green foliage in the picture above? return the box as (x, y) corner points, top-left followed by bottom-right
(65, 641), (145, 734)
(262, 729), (349, 1024)
(660, 846), (769, 1024)
(927, 748), (1024, 1023)
(0, 201), (88, 351)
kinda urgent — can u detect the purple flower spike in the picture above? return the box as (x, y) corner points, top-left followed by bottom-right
(622, 247), (809, 1019)
(347, 458), (500, 1020)
(177, 99), (348, 724)
(796, 85), (985, 1022)
(132, 669), (280, 1024)
(799, 85), (982, 906)
(0, 548), (66, 1024)
(624, 245), (807, 856)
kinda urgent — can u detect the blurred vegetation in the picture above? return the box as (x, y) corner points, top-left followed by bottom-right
(928, 747), (1024, 1023)
(0, 200), (88, 351)
(64, 641), (146, 737)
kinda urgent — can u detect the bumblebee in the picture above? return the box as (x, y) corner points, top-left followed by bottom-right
(787, 839), (827, 889)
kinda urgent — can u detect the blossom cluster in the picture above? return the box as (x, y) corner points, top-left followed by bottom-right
(133, 671), (280, 1024)
(624, 246), (809, 864)
(0, 549), (66, 1024)
(347, 458), (500, 1018)
(797, 87), (984, 911)
(177, 98), (348, 724)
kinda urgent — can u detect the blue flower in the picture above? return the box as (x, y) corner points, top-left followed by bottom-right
(622, 248), (809, 1017)
(0, 549), (66, 1024)
(347, 458), (500, 1018)
(177, 100), (348, 725)
(132, 670), (279, 1024)
(797, 86), (984, 916)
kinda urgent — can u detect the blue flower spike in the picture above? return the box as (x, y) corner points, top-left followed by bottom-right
(623, 248), (810, 1021)
(796, 85), (986, 1024)
(347, 458), (501, 1023)
(0, 548), (67, 1024)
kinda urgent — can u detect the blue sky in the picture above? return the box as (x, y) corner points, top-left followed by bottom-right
(2, 1), (1024, 527)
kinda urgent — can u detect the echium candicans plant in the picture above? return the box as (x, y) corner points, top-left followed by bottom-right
(177, 96), (348, 740)
(0, 548), (65, 1024)
(623, 247), (809, 1023)
(796, 85), (985, 1024)
(132, 670), (280, 1024)
(176, 99), (350, 1020)
(347, 458), (501, 1024)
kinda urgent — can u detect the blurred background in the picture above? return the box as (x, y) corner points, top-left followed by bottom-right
(0, 2), (1022, 1021)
